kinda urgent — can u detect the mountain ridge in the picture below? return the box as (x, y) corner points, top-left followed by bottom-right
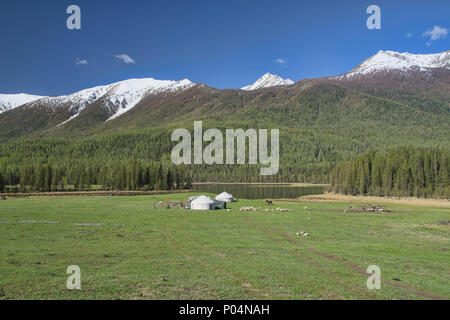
(332, 50), (450, 79)
(0, 93), (46, 114)
(0, 50), (448, 139)
(241, 73), (294, 91)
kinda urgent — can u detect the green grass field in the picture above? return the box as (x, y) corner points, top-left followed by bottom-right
(0, 194), (449, 300)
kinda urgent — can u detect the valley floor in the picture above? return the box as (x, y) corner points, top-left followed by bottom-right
(0, 194), (448, 300)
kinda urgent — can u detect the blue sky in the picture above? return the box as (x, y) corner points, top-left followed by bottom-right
(0, 0), (448, 95)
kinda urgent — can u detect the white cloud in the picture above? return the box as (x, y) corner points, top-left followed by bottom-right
(76, 57), (88, 66)
(406, 33), (413, 38)
(423, 26), (448, 41)
(275, 58), (288, 65)
(115, 54), (136, 64)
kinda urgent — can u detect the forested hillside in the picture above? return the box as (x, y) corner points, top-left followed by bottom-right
(0, 74), (449, 192)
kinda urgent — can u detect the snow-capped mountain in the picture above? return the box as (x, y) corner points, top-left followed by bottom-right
(334, 50), (450, 79)
(0, 93), (46, 114)
(105, 78), (194, 121)
(24, 78), (195, 125)
(241, 73), (294, 91)
(2, 50), (448, 132)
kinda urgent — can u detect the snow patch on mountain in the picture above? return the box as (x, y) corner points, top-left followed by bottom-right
(39, 85), (113, 113)
(334, 50), (450, 79)
(0, 93), (46, 114)
(31, 78), (195, 126)
(241, 73), (294, 91)
(106, 78), (194, 121)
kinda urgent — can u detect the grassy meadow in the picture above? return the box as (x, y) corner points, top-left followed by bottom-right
(0, 193), (449, 300)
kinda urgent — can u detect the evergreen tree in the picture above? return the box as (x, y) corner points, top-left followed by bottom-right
(166, 169), (174, 190)
(0, 171), (5, 193)
(185, 175), (193, 190)
(156, 164), (164, 190)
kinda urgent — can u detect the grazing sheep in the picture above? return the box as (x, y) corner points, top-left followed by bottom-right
(240, 207), (255, 212)
(276, 207), (293, 212)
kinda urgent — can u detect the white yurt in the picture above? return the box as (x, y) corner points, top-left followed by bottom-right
(191, 195), (215, 210)
(215, 192), (234, 203)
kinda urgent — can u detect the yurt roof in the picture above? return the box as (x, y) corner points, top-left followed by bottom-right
(217, 192), (233, 198)
(191, 195), (215, 204)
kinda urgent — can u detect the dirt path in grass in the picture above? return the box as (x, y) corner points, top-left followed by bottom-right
(164, 227), (266, 299)
(299, 193), (450, 208)
(172, 225), (272, 298)
(243, 218), (375, 300)
(249, 221), (445, 300)
(174, 223), (352, 299)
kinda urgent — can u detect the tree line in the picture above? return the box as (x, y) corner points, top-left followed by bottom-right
(0, 160), (192, 193)
(330, 147), (449, 198)
(0, 124), (449, 193)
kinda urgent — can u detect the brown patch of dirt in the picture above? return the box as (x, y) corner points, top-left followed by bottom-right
(134, 287), (155, 299)
(299, 193), (450, 208)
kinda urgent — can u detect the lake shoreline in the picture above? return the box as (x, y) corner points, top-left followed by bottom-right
(193, 183), (326, 200)
(194, 182), (330, 187)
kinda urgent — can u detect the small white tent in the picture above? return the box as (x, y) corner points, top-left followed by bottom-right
(191, 195), (215, 210)
(215, 192), (234, 203)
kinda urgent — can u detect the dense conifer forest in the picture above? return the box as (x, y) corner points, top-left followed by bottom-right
(330, 147), (449, 198)
(0, 78), (449, 196)
(1, 128), (448, 198)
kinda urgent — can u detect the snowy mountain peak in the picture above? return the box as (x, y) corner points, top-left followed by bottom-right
(23, 77), (195, 126)
(241, 73), (294, 91)
(105, 78), (194, 121)
(0, 93), (46, 114)
(336, 50), (450, 79)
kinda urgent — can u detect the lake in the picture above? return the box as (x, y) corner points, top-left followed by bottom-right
(193, 183), (326, 200)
